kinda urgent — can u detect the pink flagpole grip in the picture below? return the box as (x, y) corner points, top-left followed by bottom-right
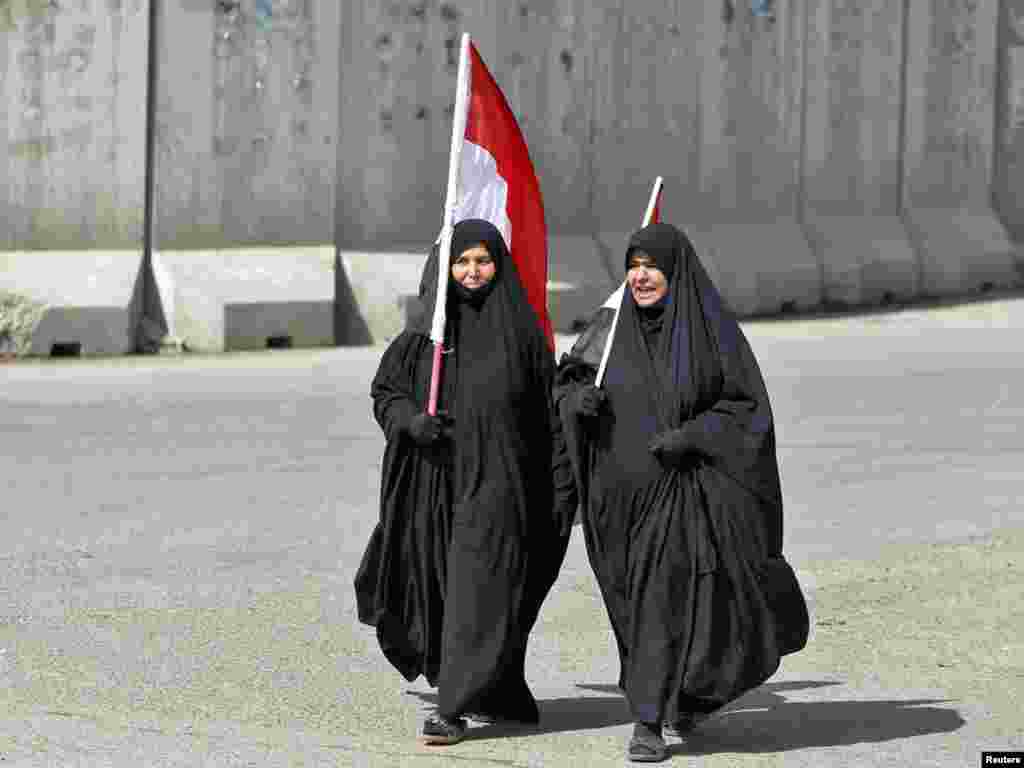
(427, 342), (444, 416)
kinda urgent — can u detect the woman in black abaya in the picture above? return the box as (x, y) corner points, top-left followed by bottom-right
(355, 219), (577, 745)
(555, 223), (808, 763)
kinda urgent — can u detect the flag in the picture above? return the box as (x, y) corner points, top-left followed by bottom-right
(436, 36), (552, 349)
(427, 35), (551, 413)
(649, 184), (662, 225)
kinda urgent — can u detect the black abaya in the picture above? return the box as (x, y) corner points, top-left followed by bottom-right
(555, 223), (808, 725)
(355, 220), (577, 723)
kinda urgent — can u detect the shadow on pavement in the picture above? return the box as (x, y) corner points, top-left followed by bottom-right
(671, 681), (964, 755)
(407, 680), (964, 749)
(405, 689), (633, 739)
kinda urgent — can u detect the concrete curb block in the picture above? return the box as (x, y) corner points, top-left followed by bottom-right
(693, 219), (822, 316)
(156, 248), (335, 353)
(804, 215), (918, 308)
(340, 249), (426, 345)
(904, 207), (1023, 296)
(0, 250), (143, 356)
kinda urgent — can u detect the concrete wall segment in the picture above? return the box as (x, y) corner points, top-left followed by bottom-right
(1, 0), (147, 250)
(0, 249), (143, 355)
(994, 0), (1024, 241)
(902, 0), (1019, 295)
(151, 0), (337, 247)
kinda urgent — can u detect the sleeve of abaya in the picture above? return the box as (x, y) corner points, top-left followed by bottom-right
(370, 332), (424, 443)
(674, 268), (783, 505)
(676, 331), (765, 454)
(549, 371), (579, 521)
(532, 339), (577, 524)
(551, 306), (607, 411)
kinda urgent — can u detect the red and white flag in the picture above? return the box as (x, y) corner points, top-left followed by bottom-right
(428, 35), (551, 413)
(647, 179), (662, 225)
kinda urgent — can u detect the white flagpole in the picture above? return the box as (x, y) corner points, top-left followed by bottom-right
(427, 33), (471, 415)
(594, 176), (663, 388)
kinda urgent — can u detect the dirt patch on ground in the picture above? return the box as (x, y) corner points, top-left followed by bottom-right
(792, 526), (1024, 743)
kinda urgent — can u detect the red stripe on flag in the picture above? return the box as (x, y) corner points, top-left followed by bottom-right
(465, 42), (553, 349)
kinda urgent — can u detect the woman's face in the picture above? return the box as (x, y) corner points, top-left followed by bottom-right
(627, 250), (669, 306)
(451, 243), (496, 290)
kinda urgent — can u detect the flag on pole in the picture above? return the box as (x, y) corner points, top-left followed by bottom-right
(594, 176), (664, 388)
(428, 34), (552, 412)
(648, 182), (662, 225)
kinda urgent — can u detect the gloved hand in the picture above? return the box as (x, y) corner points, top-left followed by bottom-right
(568, 384), (607, 419)
(408, 411), (454, 447)
(648, 428), (699, 469)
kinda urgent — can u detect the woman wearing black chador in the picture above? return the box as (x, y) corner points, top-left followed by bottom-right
(355, 219), (577, 746)
(555, 223), (809, 763)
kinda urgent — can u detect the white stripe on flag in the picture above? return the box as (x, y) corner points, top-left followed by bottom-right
(455, 141), (512, 250)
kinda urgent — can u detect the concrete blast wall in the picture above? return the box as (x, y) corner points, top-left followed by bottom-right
(2, 1), (1023, 353)
(338, 0), (1022, 321)
(1, 0), (147, 248)
(0, 0), (148, 356)
(152, 0), (338, 247)
(996, 0), (1024, 243)
(150, 0), (341, 351)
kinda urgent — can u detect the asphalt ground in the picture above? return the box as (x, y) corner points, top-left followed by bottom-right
(1, 297), (1023, 766)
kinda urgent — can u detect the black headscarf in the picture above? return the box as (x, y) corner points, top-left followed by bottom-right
(407, 219), (534, 338)
(447, 219), (501, 307)
(625, 223), (676, 342)
(624, 223), (677, 285)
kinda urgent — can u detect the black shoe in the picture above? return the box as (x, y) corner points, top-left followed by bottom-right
(420, 714), (467, 745)
(627, 722), (667, 763)
(664, 711), (711, 739)
(466, 712), (497, 725)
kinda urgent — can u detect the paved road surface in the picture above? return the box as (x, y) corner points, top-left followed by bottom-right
(1, 298), (1022, 766)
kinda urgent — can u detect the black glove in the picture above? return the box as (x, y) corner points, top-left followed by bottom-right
(648, 429), (699, 469)
(568, 384), (607, 419)
(408, 411), (454, 447)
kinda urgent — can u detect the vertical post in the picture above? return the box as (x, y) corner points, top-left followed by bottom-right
(427, 33), (471, 415)
(138, 0), (162, 352)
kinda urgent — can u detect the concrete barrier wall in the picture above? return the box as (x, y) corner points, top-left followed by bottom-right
(903, 0), (1019, 296)
(801, 0), (919, 307)
(335, 0), (1020, 320)
(995, 0), (1024, 243)
(693, 0), (819, 314)
(1, 0), (148, 249)
(3, 1), (1023, 352)
(151, 0), (339, 246)
(0, 1), (148, 356)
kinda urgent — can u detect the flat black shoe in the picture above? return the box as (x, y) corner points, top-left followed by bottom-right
(466, 712), (497, 725)
(627, 723), (667, 763)
(420, 714), (467, 745)
(664, 711), (712, 739)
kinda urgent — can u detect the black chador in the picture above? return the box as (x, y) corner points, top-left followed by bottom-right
(355, 220), (577, 724)
(555, 223), (808, 728)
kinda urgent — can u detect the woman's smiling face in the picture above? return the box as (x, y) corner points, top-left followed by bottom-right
(451, 243), (496, 290)
(627, 250), (669, 306)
